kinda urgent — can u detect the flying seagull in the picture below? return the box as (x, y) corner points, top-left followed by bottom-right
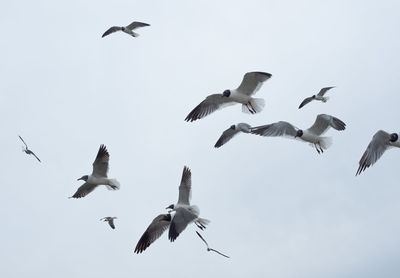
(100, 217), (117, 229)
(196, 231), (230, 258)
(18, 135), (41, 162)
(102, 21), (150, 38)
(356, 130), (400, 175)
(166, 166), (210, 241)
(70, 144), (120, 198)
(185, 71), (272, 122)
(251, 114), (346, 153)
(134, 214), (172, 253)
(298, 86), (335, 109)
(214, 123), (252, 148)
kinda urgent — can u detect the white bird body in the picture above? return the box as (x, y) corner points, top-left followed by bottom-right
(230, 90), (251, 104)
(315, 95), (329, 102)
(87, 175), (112, 185)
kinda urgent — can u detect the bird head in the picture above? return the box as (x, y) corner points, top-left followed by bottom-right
(230, 124), (236, 130)
(295, 130), (303, 138)
(222, 90), (231, 97)
(166, 204), (175, 212)
(390, 133), (398, 142)
(77, 175), (89, 181)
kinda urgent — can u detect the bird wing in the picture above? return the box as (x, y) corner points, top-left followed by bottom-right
(31, 151), (41, 162)
(102, 26), (122, 37)
(92, 144), (109, 178)
(356, 130), (392, 175)
(108, 219), (115, 229)
(184, 94), (235, 122)
(214, 126), (241, 148)
(209, 248), (230, 258)
(168, 208), (197, 242)
(196, 231), (209, 248)
(18, 135), (28, 148)
(307, 114), (346, 136)
(236, 71), (272, 96)
(178, 166), (192, 205)
(298, 96), (314, 109)
(134, 214), (171, 254)
(317, 86), (335, 97)
(251, 121), (298, 138)
(70, 182), (98, 198)
(126, 21), (150, 30)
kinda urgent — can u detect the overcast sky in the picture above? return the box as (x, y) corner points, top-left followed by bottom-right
(1, 0), (400, 277)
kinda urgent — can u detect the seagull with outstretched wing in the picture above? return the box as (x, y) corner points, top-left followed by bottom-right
(251, 114), (346, 153)
(70, 144), (120, 198)
(185, 72), (272, 122)
(356, 130), (400, 175)
(298, 86), (335, 109)
(100, 217), (117, 229)
(214, 123), (252, 148)
(102, 21), (150, 38)
(18, 135), (41, 162)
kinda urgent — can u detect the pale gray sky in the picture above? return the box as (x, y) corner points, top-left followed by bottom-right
(1, 0), (400, 277)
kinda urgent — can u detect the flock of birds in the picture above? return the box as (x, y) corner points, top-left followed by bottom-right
(18, 20), (400, 258)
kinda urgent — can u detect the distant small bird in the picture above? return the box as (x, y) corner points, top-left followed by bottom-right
(214, 123), (252, 148)
(100, 217), (117, 229)
(298, 86), (335, 109)
(70, 144), (120, 198)
(102, 21), (150, 38)
(134, 214), (172, 253)
(356, 130), (400, 175)
(196, 231), (230, 258)
(185, 72), (272, 122)
(18, 135), (41, 162)
(251, 114), (346, 154)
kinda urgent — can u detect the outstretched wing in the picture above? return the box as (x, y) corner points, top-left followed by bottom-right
(178, 166), (192, 205)
(69, 182), (98, 199)
(356, 130), (392, 175)
(134, 214), (171, 254)
(298, 96), (314, 109)
(108, 219), (116, 229)
(126, 21), (150, 30)
(18, 135), (28, 148)
(307, 114), (346, 136)
(196, 231), (209, 248)
(31, 151), (41, 162)
(317, 86), (335, 97)
(185, 94), (235, 122)
(236, 71), (272, 96)
(92, 144), (109, 178)
(214, 125), (241, 148)
(251, 121), (298, 138)
(102, 26), (122, 37)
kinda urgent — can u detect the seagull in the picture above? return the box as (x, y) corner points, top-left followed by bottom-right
(70, 144), (120, 198)
(100, 217), (117, 229)
(166, 166), (210, 242)
(185, 71), (272, 122)
(102, 21), (150, 38)
(298, 86), (335, 109)
(356, 130), (400, 175)
(134, 214), (172, 253)
(214, 123), (252, 148)
(196, 231), (230, 258)
(18, 135), (41, 162)
(251, 114), (346, 153)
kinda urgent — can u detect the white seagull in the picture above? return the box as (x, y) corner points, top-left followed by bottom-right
(166, 166), (210, 241)
(298, 86), (335, 109)
(100, 217), (117, 229)
(356, 130), (400, 175)
(214, 123), (252, 148)
(185, 72), (272, 122)
(18, 135), (41, 162)
(134, 214), (172, 253)
(251, 114), (346, 153)
(70, 144), (120, 198)
(196, 231), (230, 258)
(102, 21), (150, 38)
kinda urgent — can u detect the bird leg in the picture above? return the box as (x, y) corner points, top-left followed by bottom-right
(195, 222), (206, 230)
(247, 102), (256, 114)
(314, 143), (320, 154)
(318, 142), (324, 153)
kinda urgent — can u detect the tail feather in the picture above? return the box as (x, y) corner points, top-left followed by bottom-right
(242, 98), (265, 114)
(322, 96), (330, 103)
(319, 137), (333, 150)
(196, 217), (210, 227)
(106, 179), (120, 190)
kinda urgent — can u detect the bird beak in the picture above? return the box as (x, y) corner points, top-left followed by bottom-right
(77, 177), (83, 181)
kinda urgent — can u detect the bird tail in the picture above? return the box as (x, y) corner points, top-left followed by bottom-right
(319, 137), (333, 150)
(322, 96), (330, 103)
(195, 218), (211, 230)
(242, 98), (265, 114)
(106, 179), (121, 190)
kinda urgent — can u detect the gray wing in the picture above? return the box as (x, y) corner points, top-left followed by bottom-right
(307, 114), (346, 136)
(298, 96), (314, 109)
(126, 21), (150, 30)
(178, 166), (191, 205)
(251, 121), (298, 138)
(31, 151), (41, 163)
(168, 208), (197, 242)
(356, 130), (392, 175)
(214, 125), (241, 148)
(92, 144), (109, 178)
(185, 94), (235, 122)
(317, 86), (335, 97)
(236, 72), (272, 96)
(18, 135), (28, 148)
(134, 214), (171, 253)
(70, 182), (98, 198)
(108, 219), (115, 229)
(102, 26), (122, 37)
(196, 231), (209, 248)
